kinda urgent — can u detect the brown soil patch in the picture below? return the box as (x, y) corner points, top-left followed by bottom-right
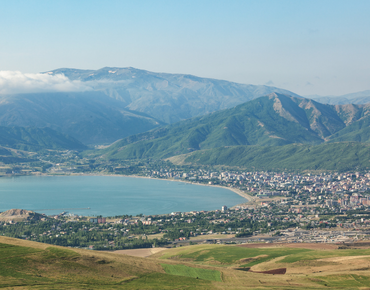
(249, 268), (286, 275)
(238, 243), (338, 250)
(342, 241), (370, 249)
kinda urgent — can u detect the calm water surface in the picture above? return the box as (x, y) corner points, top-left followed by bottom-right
(0, 175), (246, 216)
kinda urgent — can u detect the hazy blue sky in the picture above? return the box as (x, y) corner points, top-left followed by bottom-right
(0, 0), (369, 95)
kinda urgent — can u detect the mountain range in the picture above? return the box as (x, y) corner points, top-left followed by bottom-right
(0, 67), (304, 146)
(94, 93), (370, 161)
(0, 91), (162, 145)
(48, 67), (300, 124)
(1, 67), (370, 171)
(308, 90), (370, 105)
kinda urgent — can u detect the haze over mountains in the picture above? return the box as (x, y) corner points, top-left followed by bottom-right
(308, 90), (370, 105)
(47, 67), (300, 124)
(0, 91), (162, 145)
(0, 67), (300, 146)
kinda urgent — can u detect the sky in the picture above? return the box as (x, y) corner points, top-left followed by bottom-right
(0, 0), (369, 96)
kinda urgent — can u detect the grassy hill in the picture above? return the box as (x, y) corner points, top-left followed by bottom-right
(3, 236), (370, 289)
(0, 236), (212, 289)
(0, 126), (87, 151)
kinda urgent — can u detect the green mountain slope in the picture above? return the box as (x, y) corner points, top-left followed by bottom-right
(0, 92), (162, 145)
(92, 93), (370, 172)
(98, 93), (351, 160)
(0, 126), (87, 151)
(328, 116), (370, 143)
(179, 142), (370, 171)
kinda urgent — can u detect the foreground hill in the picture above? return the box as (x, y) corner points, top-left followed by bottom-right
(0, 92), (162, 145)
(2, 236), (370, 289)
(96, 93), (370, 162)
(0, 126), (87, 151)
(48, 67), (300, 124)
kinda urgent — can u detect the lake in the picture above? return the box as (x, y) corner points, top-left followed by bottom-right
(0, 175), (246, 216)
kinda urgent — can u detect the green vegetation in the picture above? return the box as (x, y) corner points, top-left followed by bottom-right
(0, 240), (213, 289)
(0, 92), (162, 145)
(93, 94), (370, 172)
(0, 126), (87, 151)
(4, 237), (370, 289)
(314, 274), (370, 289)
(329, 116), (370, 143)
(4, 94), (370, 171)
(161, 264), (221, 281)
(280, 248), (370, 263)
(160, 245), (311, 266)
(183, 142), (370, 171)
(98, 94), (326, 160)
(0, 210), (298, 249)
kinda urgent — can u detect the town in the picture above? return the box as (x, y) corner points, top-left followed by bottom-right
(2, 150), (370, 250)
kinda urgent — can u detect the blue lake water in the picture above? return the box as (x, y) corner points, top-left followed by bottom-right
(0, 175), (246, 216)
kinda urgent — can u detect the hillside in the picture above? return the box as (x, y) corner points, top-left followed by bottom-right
(97, 93), (370, 161)
(171, 142), (370, 171)
(0, 126), (87, 151)
(0, 92), (162, 145)
(48, 67), (300, 123)
(3, 236), (370, 289)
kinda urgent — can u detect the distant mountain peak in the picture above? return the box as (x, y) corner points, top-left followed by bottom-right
(45, 67), (301, 124)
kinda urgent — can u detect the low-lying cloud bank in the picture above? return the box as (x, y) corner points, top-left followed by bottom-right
(0, 71), (92, 94)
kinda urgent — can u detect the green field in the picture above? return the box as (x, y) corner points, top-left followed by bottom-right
(280, 248), (370, 263)
(313, 274), (370, 289)
(160, 244), (311, 267)
(161, 264), (222, 281)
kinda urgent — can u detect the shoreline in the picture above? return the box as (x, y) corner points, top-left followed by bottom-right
(121, 174), (254, 203)
(80, 173), (255, 206)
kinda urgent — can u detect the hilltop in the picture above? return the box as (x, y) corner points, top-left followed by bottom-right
(0, 209), (46, 222)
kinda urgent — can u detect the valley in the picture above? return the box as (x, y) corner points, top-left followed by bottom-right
(1, 68), (370, 289)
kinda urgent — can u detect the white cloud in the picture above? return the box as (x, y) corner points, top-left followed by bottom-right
(0, 71), (92, 94)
